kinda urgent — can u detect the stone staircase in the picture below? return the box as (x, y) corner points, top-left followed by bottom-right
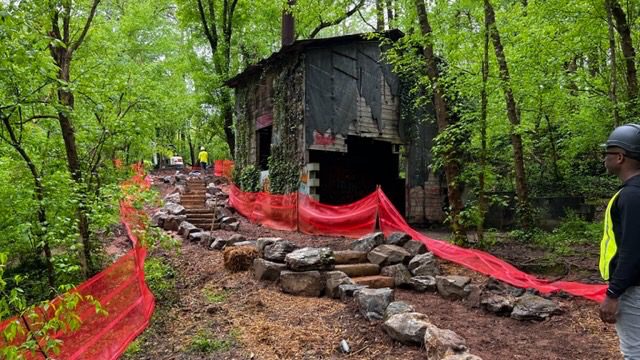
(333, 250), (395, 288)
(183, 179), (216, 230)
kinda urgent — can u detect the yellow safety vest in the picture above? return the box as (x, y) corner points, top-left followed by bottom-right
(600, 190), (622, 280)
(198, 151), (208, 163)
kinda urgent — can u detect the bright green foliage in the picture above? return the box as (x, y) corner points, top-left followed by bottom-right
(0, 252), (107, 359)
(238, 164), (260, 192)
(189, 330), (234, 353)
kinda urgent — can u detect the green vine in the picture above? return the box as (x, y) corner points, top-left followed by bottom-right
(265, 59), (303, 194)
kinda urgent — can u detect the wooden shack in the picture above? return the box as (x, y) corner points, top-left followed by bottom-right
(227, 30), (440, 220)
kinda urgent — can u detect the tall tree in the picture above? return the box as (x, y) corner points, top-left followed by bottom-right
(195, 0), (238, 158)
(484, 0), (531, 227)
(48, 0), (101, 276)
(606, 0), (637, 106)
(414, 0), (466, 240)
(606, 1), (621, 125)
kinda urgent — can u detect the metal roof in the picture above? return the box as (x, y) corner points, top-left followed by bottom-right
(225, 29), (403, 88)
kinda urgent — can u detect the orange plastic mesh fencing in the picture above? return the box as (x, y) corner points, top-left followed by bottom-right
(0, 164), (155, 359)
(298, 192), (378, 238)
(376, 188), (607, 302)
(227, 182), (606, 302)
(214, 160), (234, 178)
(253, 192), (298, 231)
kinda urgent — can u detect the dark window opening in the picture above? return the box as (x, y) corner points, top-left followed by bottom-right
(309, 136), (405, 214)
(257, 126), (272, 171)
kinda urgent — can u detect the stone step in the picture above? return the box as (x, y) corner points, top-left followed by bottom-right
(352, 275), (395, 289)
(334, 250), (368, 265)
(181, 196), (205, 201)
(185, 209), (215, 214)
(334, 263), (380, 277)
(187, 215), (215, 221)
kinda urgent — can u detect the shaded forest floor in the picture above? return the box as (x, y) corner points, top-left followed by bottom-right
(121, 178), (620, 360)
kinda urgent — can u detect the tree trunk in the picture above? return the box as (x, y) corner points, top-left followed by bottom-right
(414, 0), (466, 241)
(385, 0), (394, 23)
(48, 0), (101, 277)
(222, 91), (236, 159)
(477, 13), (490, 243)
(376, 0), (385, 31)
(1, 117), (55, 290)
(607, 0), (638, 102)
(484, 0), (531, 228)
(607, 2), (621, 126)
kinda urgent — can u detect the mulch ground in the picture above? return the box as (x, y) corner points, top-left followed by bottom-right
(123, 178), (621, 360)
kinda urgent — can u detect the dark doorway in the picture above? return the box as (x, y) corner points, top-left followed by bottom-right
(309, 136), (405, 214)
(257, 126), (272, 170)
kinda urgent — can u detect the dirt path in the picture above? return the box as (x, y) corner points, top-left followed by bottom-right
(124, 180), (620, 359)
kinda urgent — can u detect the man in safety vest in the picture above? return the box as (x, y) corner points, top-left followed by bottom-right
(198, 146), (208, 172)
(600, 124), (640, 358)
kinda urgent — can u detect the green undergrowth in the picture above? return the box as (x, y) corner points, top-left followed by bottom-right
(510, 212), (601, 256)
(189, 328), (238, 353)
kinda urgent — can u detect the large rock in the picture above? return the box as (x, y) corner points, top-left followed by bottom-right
(207, 183), (222, 195)
(280, 271), (325, 297)
(463, 284), (483, 309)
(480, 293), (515, 316)
(380, 264), (413, 287)
(350, 232), (384, 253)
(338, 284), (368, 301)
(408, 252), (441, 276)
(367, 245), (412, 266)
(263, 240), (298, 262)
(324, 271), (354, 299)
(510, 294), (561, 321)
(151, 210), (168, 227)
(227, 241), (257, 248)
(385, 232), (412, 246)
(188, 231), (211, 244)
(164, 193), (181, 204)
(333, 250), (368, 264)
(485, 278), (525, 297)
(162, 175), (174, 184)
(178, 222), (199, 237)
(285, 247), (334, 271)
(403, 240), (428, 256)
(176, 174), (188, 183)
(383, 312), (430, 345)
(256, 237), (283, 257)
(210, 238), (228, 250)
(253, 258), (287, 281)
(436, 276), (472, 300)
(424, 324), (467, 360)
(163, 215), (186, 231)
(356, 288), (394, 321)
(164, 202), (186, 215)
(221, 221), (240, 232)
(409, 276), (437, 292)
(384, 301), (415, 320)
(227, 234), (247, 245)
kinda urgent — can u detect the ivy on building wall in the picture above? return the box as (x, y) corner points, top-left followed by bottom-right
(268, 59), (304, 194)
(232, 86), (252, 184)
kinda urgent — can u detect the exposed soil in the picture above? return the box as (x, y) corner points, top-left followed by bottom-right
(124, 178), (621, 360)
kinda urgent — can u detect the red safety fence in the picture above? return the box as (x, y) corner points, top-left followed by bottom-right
(298, 192), (378, 238)
(214, 160), (234, 178)
(0, 164), (155, 359)
(376, 188), (607, 302)
(228, 181), (607, 302)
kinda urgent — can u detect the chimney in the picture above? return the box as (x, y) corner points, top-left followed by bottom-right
(281, 0), (296, 47)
